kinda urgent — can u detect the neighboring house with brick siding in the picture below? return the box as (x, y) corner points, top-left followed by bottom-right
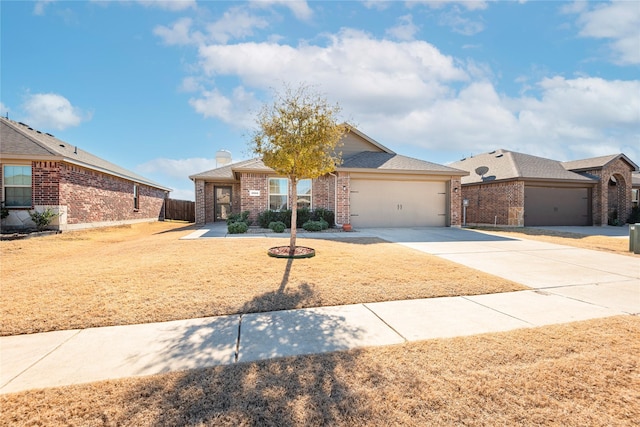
(190, 127), (468, 228)
(450, 149), (638, 227)
(1, 117), (171, 231)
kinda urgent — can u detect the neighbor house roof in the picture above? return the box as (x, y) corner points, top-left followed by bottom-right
(450, 149), (596, 185)
(0, 117), (171, 191)
(562, 153), (639, 172)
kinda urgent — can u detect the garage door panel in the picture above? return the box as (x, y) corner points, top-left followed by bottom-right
(524, 187), (590, 226)
(350, 179), (446, 227)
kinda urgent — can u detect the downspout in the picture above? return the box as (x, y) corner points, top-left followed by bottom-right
(328, 172), (343, 227)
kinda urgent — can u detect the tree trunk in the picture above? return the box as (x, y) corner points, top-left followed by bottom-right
(290, 177), (297, 253)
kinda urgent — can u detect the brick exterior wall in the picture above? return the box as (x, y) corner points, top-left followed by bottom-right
(449, 177), (462, 227)
(59, 163), (166, 225)
(581, 159), (634, 225)
(462, 180), (525, 226)
(1, 161), (167, 230)
(240, 173), (270, 224)
(201, 181), (241, 223)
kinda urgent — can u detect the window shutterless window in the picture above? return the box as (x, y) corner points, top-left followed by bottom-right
(133, 184), (139, 210)
(3, 165), (32, 207)
(297, 179), (312, 209)
(269, 178), (288, 210)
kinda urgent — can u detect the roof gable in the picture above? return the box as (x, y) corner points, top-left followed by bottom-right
(0, 118), (170, 191)
(340, 126), (394, 158)
(562, 153), (639, 172)
(451, 149), (595, 184)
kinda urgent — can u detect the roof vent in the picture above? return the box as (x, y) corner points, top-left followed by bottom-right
(496, 154), (503, 158)
(46, 133), (54, 137)
(59, 144), (65, 148)
(489, 150), (496, 154)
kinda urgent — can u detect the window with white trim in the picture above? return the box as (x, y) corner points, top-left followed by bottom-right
(297, 179), (312, 209)
(269, 178), (288, 210)
(632, 188), (639, 208)
(3, 165), (32, 207)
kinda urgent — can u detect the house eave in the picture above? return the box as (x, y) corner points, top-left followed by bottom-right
(338, 167), (468, 177)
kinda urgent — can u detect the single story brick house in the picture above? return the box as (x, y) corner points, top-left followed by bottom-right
(450, 149), (638, 227)
(190, 127), (468, 228)
(1, 117), (171, 231)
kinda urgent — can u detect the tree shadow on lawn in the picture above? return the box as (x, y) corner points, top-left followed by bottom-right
(120, 258), (379, 425)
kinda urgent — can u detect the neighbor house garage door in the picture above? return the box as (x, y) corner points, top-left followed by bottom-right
(524, 186), (590, 226)
(350, 178), (447, 227)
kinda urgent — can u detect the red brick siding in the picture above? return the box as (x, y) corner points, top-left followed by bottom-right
(335, 173), (350, 225)
(449, 178), (462, 227)
(582, 159), (634, 225)
(202, 182), (241, 223)
(240, 173), (269, 223)
(462, 180), (525, 226)
(59, 163), (166, 225)
(33, 161), (61, 206)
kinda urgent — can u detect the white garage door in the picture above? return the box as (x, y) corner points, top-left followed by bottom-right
(350, 179), (447, 227)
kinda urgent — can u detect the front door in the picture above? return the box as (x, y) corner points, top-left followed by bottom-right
(215, 186), (232, 221)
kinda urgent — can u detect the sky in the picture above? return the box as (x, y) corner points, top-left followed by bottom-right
(2, 0), (639, 201)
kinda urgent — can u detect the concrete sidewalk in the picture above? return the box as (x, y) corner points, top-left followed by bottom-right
(1, 227), (638, 394)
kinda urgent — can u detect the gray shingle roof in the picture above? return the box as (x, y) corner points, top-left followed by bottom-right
(0, 117), (171, 191)
(340, 151), (467, 175)
(188, 158), (271, 180)
(562, 153), (638, 172)
(450, 149), (596, 185)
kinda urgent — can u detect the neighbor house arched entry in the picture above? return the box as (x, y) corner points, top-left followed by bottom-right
(607, 173), (628, 225)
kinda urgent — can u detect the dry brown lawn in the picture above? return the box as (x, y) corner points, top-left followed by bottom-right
(2, 316), (638, 426)
(0, 222), (526, 336)
(475, 226), (635, 256)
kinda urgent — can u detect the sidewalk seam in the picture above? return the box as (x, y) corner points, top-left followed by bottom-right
(362, 304), (408, 342)
(0, 329), (82, 391)
(461, 296), (535, 326)
(234, 315), (242, 363)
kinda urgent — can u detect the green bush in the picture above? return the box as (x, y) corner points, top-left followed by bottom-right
(227, 221), (248, 234)
(29, 208), (59, 231)
(296, 207), (311, 228)
(227, 211), (251, 226)
(0, 202), (8, 220)
(312, 208), (334, 227)
(268, 221), (286, 233)
(258, 208), (334, 229)
(302, 220), (324, 232)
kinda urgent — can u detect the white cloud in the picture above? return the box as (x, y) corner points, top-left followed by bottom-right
(195, 29), (467, 119)
(569, 1), (640, 65)
(0, 102), (9, 117)
(22, 93), (90, 130)
(249, 0), (313, 21)
(33, 0), (56, 15)
(189, 86), (258, 127)
(206, 7), (270, 43)
(135, 0), (196, 11)
(438, 7), (485, 35)
(386, 14), (419, 41)
(411, 1), (489, 11)
(154, 17), (201, 46)
(137, 157), (219, 179)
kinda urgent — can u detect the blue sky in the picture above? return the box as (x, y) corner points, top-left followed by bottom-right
(2, 0), (639, 200)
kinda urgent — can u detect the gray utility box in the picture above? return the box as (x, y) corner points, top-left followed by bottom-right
(630, 224), (640, 254)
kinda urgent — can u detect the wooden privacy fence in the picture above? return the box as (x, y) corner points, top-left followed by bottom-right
(165, 198), (195, 223)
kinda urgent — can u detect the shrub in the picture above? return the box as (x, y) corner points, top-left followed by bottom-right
(302, 220), (324, 232)
(268, 221), (286, 233)
(227, 221), (248, 234)
(312, 208), (334, 227)
(296, 207), (312, 228)
(0, 202), (8, 220)
(227, 211), (251, 226)
(29, 208), (59, 231)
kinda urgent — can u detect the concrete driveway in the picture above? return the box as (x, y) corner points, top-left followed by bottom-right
(363, 227), (639, 313)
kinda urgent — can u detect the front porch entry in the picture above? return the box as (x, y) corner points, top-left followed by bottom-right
(215, 186), (232, 221)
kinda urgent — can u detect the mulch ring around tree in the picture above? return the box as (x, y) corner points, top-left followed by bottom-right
(267, 246), (316, 259)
